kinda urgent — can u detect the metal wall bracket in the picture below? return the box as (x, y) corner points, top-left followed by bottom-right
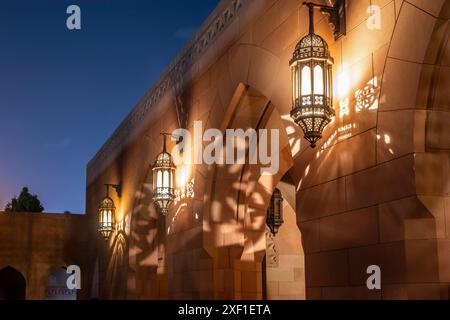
(105, 184), (122, 198)
(304, 0), (346, 40)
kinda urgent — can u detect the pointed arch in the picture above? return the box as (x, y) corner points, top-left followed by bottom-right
(0, 266), (26, 300)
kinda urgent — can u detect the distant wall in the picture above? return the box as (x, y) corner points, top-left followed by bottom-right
(0, 212), (93, 300)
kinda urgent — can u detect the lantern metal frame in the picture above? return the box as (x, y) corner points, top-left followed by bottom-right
(98, 184), (120, 241)
(152, 133), (176, 216)
(266, 188), (284, 236)
(290, 1), (346, 148)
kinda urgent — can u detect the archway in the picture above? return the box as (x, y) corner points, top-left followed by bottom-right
(263, 172), (306, 300)
(83, 0), (450, 300)
(127, 163), (168, 300)
(202, 83), (301, 299)
(106, 232), (129, 299)
(0, 266), (26, 300)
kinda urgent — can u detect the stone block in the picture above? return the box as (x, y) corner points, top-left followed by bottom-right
(415, 152), (449, 196)
(389, 2), (437, 63)
(305, 250), (349, 287)
(319, 206), (379, 251)
(346, 155), (416, 210)
(298, 178), (347, 221)
(349, 242), (406, 285)
(379, 58), (422, 110)
(427, 110), (450, 149)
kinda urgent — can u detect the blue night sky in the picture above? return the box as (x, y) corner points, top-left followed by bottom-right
(0, 0), (219, 213)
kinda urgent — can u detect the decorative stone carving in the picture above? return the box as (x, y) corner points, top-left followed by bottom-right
(265, 228), (278, 268)
(88, 0), (245, 181)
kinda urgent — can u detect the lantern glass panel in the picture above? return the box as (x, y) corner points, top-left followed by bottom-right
(293, 68), (298, 101)
(163, 170), (169, 189)
(301, 66), (311, 95)
(314, 65), (324, 95)
(157, 171), (162, 189)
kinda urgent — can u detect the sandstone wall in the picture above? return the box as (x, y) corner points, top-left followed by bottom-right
(87, 0), (450, 300)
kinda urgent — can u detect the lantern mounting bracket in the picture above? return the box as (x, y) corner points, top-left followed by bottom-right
(303, 0), (346, 40)
(105, 183), (122, 198)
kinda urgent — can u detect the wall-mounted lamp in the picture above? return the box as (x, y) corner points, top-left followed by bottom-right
(266, 188), (284, 236)
(152, 133), (176, 216)
(98, 184), (121, 240)
(290, 1), (346, 148)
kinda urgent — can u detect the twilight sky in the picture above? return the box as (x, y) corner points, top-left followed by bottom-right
(0, 0), (219, 213)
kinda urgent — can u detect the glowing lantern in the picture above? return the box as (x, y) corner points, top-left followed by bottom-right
(290, 2), (341, 148)
(98, 184), (120, 240)
(152, 134), (176, 215)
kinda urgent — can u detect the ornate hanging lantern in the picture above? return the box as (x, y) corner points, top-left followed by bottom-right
(290, 1), (345, 148)
(98, 184), (120, 240)
(152, 134), (176, 215)
(266, 188), (284, 236)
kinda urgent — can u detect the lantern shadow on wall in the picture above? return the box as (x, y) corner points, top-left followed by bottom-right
(355, 77), (379, 112)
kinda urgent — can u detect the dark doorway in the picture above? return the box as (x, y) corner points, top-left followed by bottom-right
(0, 267), (26, 300)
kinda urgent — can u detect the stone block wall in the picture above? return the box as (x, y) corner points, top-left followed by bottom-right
(0, 212), (90, 299)
(86, 0), (450, 300)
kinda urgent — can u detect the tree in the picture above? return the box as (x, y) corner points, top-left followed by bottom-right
(5, 187), (44, 213)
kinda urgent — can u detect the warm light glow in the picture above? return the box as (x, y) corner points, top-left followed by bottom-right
(314, 65), (324, 95)
(355, 77), (379, 112)
(292, 68), (298, 101)
(337, 70), (350, 99)
(338, 124), (353, 141)
(176, 165), (191, 189)
(301, 66), (312, 95)
(157, 171), (162, 189)
(173, 164), (194, 204)
(290, 26), (335, 148)
(304, 165), (310, 177)
(98, 196), (115, 240)
(339, 98), (350, 118)
(163, 170), (169, 189)
(152, 136), (177, 215)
